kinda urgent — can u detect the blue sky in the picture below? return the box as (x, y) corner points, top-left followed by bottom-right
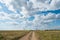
(0, 0), (60, 30)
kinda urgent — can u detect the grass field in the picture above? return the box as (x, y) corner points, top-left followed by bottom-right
(0, 30), (30, 40)
(0, 30), (60, 40)
(35, 30), (60, 40)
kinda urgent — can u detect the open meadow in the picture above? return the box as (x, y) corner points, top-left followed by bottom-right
(0, 30), (30, 40)
(35, 30), (60, 40)
(0, 30), (60, 40)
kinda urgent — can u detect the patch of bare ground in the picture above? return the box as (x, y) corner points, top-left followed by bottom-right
(18, 31), (38, 40)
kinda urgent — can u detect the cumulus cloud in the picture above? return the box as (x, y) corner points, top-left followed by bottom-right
(56, 14), (60, 19)
(9, 0), (60, 17)
(0, 0), (15, 12)
(0, 0), (60, 30)
(0, 12), (11, 20)
(1, 0), (60, 12)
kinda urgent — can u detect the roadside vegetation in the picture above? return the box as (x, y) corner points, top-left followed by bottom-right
(0, 30), (30, 40)
(0, 30), (60, 40)
(35, 30), (60, 40)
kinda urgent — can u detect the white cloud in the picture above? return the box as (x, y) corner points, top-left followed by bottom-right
(41, 13), (56, 20)
(0, 12), (23, 20)
(0, 12), (60, 30)
(0, 12), (11, 20)
(30, 13), (60, 29)
(0, 0), (12, 5)
(7, 0), (60, 18)
(1, 0), (60, 13)
(1, 0), (60, 16)
(49, 0), (60, 10)
(56, 14), (60, 19)
(20, 7), (29, 17)
(0, 0), (60, 30)
(0, 0), (16, 12)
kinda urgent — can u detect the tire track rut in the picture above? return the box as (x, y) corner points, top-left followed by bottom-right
(19, 31), (38, 40)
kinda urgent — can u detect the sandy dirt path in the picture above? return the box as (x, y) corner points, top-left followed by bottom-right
(19, 32), (32, 40)
(19, 31), (38, 40)
(31, 32), (38, 40)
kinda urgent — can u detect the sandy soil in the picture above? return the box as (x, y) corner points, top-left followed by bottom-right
(31, 32), (38, 40)
(19, 31), (38, 40)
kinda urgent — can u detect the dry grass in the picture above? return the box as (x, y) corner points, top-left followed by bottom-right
(0, 30), (30, 40)
(0, 30), (60, 40)
(35, 30), (60, 40)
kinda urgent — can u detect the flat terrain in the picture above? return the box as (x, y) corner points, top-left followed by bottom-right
(0, 30), (60, 40)
(35, 30), (60, 40)
(0, 30), (30, 40)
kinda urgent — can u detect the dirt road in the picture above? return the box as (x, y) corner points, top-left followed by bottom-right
(19, 31), (38, 40)
(31, 32), (38, 40)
